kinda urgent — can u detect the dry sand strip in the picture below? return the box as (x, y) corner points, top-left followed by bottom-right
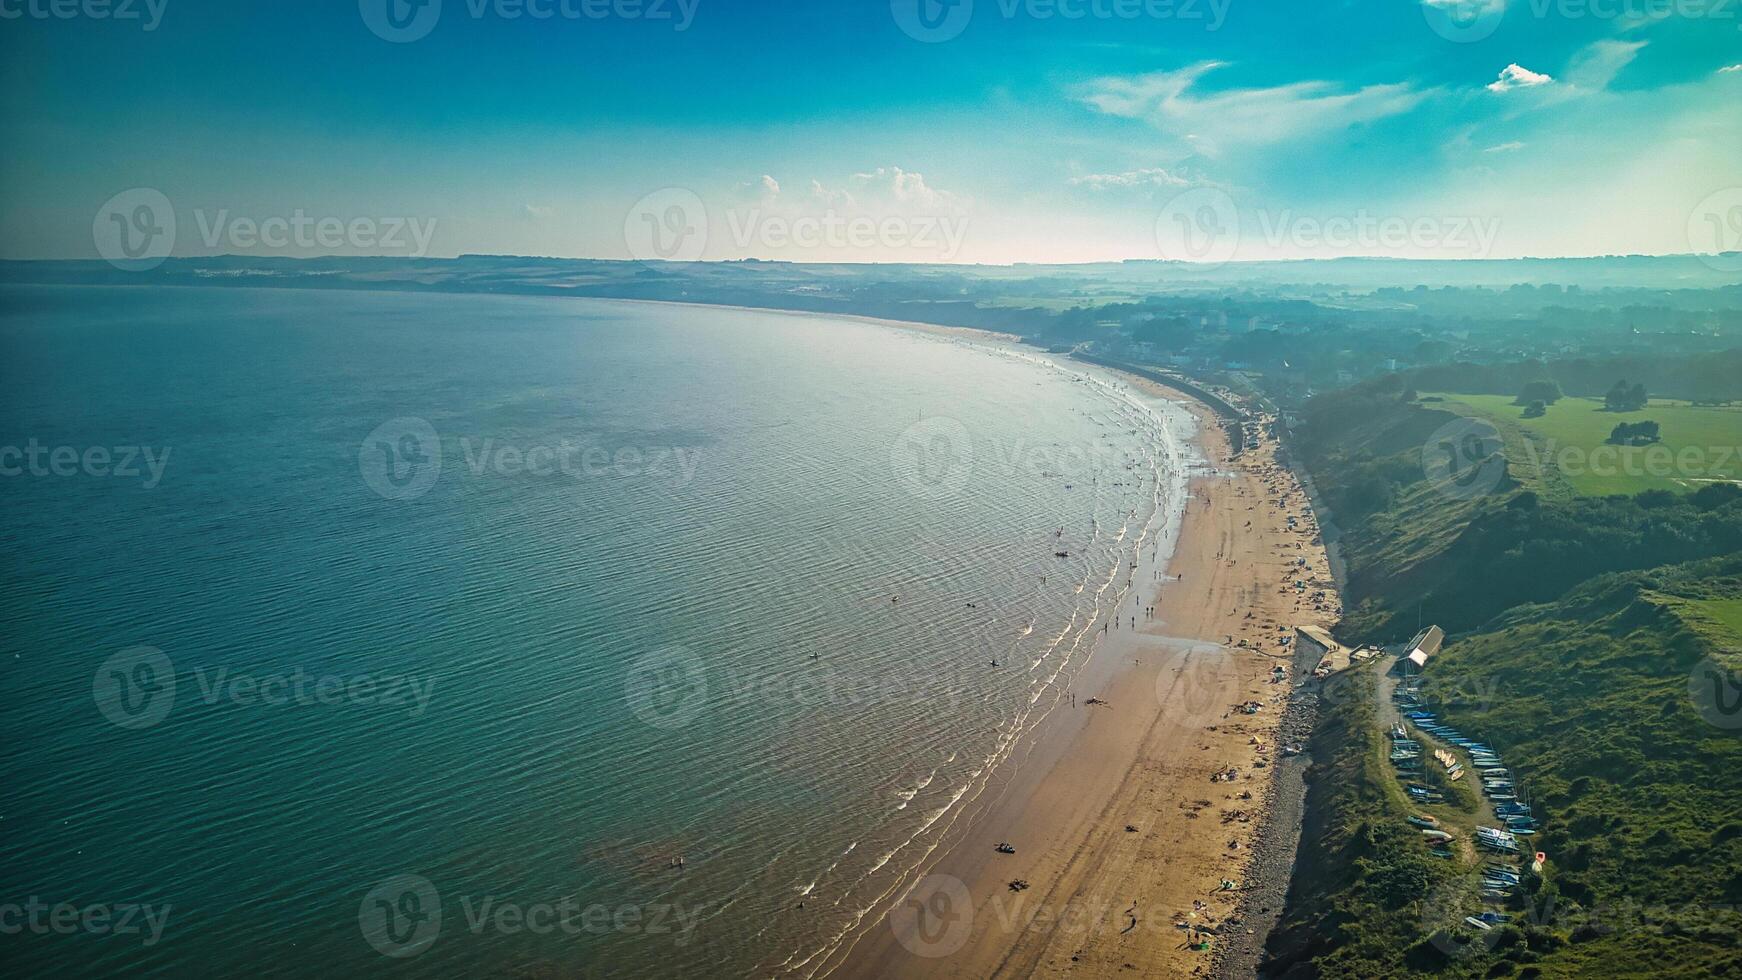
(830, 381), (1342, 980)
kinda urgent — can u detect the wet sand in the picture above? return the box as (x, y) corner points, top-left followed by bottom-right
(828, 380), (1341, 979)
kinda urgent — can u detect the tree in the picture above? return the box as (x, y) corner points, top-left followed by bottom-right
(1606, 420), (1660, 445)
(1515, 379), (1563, 406)
(1523, 400), (1546, 418)
(1604, 379), (1647, 412)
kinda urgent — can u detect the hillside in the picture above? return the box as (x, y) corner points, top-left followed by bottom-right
(1263, 557), (1742, 979)
(1294, 376), (1742, 639)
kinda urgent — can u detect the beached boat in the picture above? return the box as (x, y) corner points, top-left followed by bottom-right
(1407, 815), (1439, 828)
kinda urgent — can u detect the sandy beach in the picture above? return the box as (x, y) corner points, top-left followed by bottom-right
(828, 376), (1342, 980)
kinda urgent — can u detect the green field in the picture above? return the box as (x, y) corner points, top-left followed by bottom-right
(1428, 393), (1742, 497)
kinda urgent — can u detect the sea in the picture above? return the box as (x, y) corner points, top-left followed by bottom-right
(0, 284), (1196, 978)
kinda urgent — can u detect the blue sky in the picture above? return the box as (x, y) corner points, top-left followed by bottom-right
(1, 0), (1738, 262)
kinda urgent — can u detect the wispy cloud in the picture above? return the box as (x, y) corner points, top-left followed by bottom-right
(1487, 63), (1554, 93)
(1565, 39), (1645, 92)
(1068, 167), (1196, 191)
(737, 174), (781, 201)
(1719, 64), (1742, 74)
(1484, 141), (1525, 153)
(1077, 61), (1427, 153)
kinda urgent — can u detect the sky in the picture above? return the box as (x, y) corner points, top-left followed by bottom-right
(0, 0), (1738, 264)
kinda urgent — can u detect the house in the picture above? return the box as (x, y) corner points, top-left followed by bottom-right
(1399, 625), (1445, 675)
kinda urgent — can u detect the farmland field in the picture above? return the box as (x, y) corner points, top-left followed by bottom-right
(1428, 393), (1742, 497)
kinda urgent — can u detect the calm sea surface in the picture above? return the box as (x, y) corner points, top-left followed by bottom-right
(0, 285), (1194, 978)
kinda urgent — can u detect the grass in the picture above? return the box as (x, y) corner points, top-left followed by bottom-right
(1679, 597), (1742, 638)
(1428, 393), (1742, 498)
(1267, 557), (1742, 978)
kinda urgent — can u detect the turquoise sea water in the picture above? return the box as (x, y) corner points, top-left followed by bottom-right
(0, 285), (1193, 978)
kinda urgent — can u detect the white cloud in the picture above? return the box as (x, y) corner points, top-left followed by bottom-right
(1484, 141), (1525, 153)
(520, 203), (556, 220)
(1077, 61), (1428, 152)
(1068, 168), (1195, 191)
(737, 174), (781, 201)
(808, 179), (854, 208)
(1487, 64), (1554, 93)
(1565, 39), (1645, 92)
(844, 166), (965, 212)
(1719, 64), (1742, 74)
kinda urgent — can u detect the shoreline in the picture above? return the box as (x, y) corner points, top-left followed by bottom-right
(829, 369), (1342, 979)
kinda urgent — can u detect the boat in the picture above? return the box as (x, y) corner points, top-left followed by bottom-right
(1054, 551), (1070, 558)
(1464, 917), (1492, 931)
(1421, 829), (1453, 842)
(1407, 815), (1439, 828)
